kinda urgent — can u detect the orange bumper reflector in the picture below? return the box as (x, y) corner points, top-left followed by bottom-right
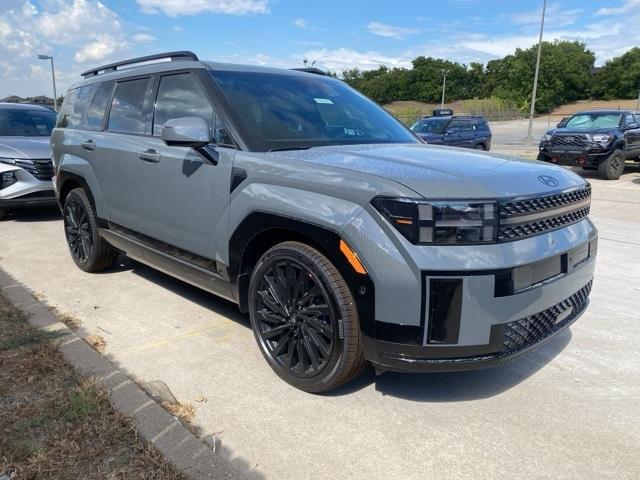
(395, 217), (413, 225)
(339, 240), (367, 275)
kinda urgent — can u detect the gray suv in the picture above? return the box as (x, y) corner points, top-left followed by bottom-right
(1, 103), (58, 219)
(51, 52), (597, 392)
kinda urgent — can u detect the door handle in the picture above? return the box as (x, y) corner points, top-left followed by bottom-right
(81, 139), (96, 151)
(139, 149), (161, 163)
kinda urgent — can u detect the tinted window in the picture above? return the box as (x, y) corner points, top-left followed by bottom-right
(85, 82), (114, 131)
(410, 119), (447, 134)
(448, 120), (463, 130)
(153, 74), (214, 136)
(565, 113), (622, 129)
(0, 109), (57, 136)
(108, 78), (150, 134)
(212, 71), (417, 151)
(460, 120), (474, 132)
(67, 84), (98, 129)
(57, 89), (77, 128)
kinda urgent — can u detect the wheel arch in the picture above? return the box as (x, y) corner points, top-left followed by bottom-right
(229, 212), (375, 337)
(57, 171), (108, 228)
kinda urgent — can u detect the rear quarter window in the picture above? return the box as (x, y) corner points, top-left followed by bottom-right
(56, 89), (77, 128)
(85, 82), (115, 131)
(67, 84), (98, 129)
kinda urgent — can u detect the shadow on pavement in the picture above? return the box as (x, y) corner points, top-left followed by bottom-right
(3, 206), (61, 222)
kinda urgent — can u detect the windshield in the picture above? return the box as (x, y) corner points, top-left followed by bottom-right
(0, 109), (57, 137)
(411, 118), (448, 134)
(211, 71), (418, 151)
(565, 113), (622, 130)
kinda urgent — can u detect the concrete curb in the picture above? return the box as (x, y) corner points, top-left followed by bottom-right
(0, 268), (243, 479)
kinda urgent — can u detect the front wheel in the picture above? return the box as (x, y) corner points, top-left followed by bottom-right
(598, 149), (625, 180)
(63, 188), (117, 272)
(248, 241), (366, 393)
(536, 151), (548, 161)
(474, 144), (485, 151)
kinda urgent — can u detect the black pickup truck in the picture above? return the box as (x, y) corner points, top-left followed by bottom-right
(537, 110), (640, 180)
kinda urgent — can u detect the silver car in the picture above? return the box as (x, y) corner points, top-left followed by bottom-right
(0, 103), (57, 220)
(51, 52), (597, 392)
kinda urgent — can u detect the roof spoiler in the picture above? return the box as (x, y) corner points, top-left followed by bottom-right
(81, 51), (199, 79)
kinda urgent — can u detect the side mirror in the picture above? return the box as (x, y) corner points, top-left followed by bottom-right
(161, 117), (211, 147)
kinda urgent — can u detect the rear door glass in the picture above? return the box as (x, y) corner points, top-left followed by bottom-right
(108, 78), (151, 135)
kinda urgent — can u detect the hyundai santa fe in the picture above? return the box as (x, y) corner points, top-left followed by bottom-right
(51, 52), (597, 392)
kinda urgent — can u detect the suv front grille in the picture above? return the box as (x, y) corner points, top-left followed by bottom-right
(498, 185), (591, 241)
(502, 281), (592, 353)
(551, 134), (590, 148)
(14, 158), (54, 181)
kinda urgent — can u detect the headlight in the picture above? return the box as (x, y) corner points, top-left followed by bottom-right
(540, 134), (552, 142)
(0, 171), (17, 190)
(589, 133), (612, 143)
(0, 158), (18, 166)
(371, 197), (498, 244)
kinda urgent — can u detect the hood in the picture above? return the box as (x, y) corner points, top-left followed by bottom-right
(0, 136), (52, 160)
(270, 143), (586, 199)
(546, 127), (618, 136)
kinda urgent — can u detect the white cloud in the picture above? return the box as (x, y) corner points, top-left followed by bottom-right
(367, 21), (420, 40)
(509, 3), (582, 28)
(293, 18), (308, 29)
(596, 0), (640, 15)
(301, 48), (412, 71)
(132, 32), (156, 43)
(172, 25), (184, 32)
(136, 0), (269, 16)
(74, 34), (127, 62)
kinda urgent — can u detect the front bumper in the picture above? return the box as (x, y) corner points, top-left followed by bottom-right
(539, 143), (612, 167)
(0, 167), (56, 208)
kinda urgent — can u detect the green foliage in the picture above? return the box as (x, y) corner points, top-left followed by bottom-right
(592, 47), (640, 99)
(342, 40), (615, 114)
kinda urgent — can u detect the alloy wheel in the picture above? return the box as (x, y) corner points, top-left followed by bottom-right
(254, 259), (336, 379)
(64, 200), (93, 264)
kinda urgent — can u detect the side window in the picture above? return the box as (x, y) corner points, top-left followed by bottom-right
(153, 74), (213, 136)
(85, 82), (114, 131)
(461, 120), (474, 132)
(214, 115), (235, 146)
(67, 84), (98, 129)
(108, 78), (151, 135)
(448, 120), (462, 131)
(56, 89), (77, 128)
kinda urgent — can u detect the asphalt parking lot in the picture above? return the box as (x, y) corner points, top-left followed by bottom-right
(1, 163), (639, 479)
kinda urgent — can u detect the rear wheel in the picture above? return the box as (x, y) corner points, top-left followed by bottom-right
(598, 149), (625, 180)
(474, 144), (485, 151)
(63, 188), (117, 272)
(248, 241), (366, 393)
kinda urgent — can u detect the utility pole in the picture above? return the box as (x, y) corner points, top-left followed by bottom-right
(525, 0), (547, 143)
(38, 54), (58, 111)
(636, 87), (640, 110)
(441, 69), (449, 109)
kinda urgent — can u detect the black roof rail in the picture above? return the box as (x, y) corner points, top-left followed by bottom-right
(291, 67), (328, 76)
(81, 51), (199, 79)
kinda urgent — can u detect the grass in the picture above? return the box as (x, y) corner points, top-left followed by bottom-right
(0, 293), (187, 479)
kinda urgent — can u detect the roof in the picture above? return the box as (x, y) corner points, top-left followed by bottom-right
(69, 51), (335, 90)
(573, 109), (640, 115)
(0, 102), (55, 111)
(420, 115), (486, 120)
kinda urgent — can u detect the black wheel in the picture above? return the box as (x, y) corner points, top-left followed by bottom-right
(63, 188), (116, 272)
(598, 149), (625, 180)
(581, 166), (598, 171)
(248, 241), (366, 393)
(474, 144), (485, 151)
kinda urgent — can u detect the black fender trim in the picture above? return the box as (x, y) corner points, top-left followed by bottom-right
(56, 170), (107, 228)
(228, 212), (375, 337)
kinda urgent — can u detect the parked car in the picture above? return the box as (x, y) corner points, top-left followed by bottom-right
(537, 109), (640, 180)
(0, 103), (57, 219)
(411, 115), (492, 150)
(51, 52), (597, 392)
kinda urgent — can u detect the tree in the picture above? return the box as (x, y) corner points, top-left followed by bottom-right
(592, 47), (640, 100)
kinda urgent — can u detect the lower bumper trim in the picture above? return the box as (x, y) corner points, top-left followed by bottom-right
(365, 280), (592, 373)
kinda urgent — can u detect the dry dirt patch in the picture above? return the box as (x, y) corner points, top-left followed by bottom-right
(0, 293), (187, 479)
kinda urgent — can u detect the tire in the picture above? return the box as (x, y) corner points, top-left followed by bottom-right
(248, 241), (366, 393)
(581, 166), (598, 171)
(536, 151), (547, 161)
(598, 149), (625, 180)
(474, 144), (485, 151)
(63, 187), (116, 272)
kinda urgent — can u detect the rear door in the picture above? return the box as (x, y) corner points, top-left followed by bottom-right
(459, 119), (476, 148)
(624, 113), (640, 158)
(444, 119), (464, 147)
(135, 71), (236, 261)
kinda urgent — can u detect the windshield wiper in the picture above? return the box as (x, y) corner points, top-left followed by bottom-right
(268, 146), (313, 152)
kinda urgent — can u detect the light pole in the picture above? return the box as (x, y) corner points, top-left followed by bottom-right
(525, 0), (547, 142)
(38, 54), (58, 111)
(441, 69), (449, 109)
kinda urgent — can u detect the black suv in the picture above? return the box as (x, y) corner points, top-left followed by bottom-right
(411, 115), (492, 150)
(537, 110), (640, 180)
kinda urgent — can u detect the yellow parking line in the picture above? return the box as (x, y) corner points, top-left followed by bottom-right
(121, 322), (235, 354)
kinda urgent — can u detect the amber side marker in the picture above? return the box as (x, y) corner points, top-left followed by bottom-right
(339, 240), (367, 275)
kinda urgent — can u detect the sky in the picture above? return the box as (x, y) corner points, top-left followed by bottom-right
(1, 0), (639, 97)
